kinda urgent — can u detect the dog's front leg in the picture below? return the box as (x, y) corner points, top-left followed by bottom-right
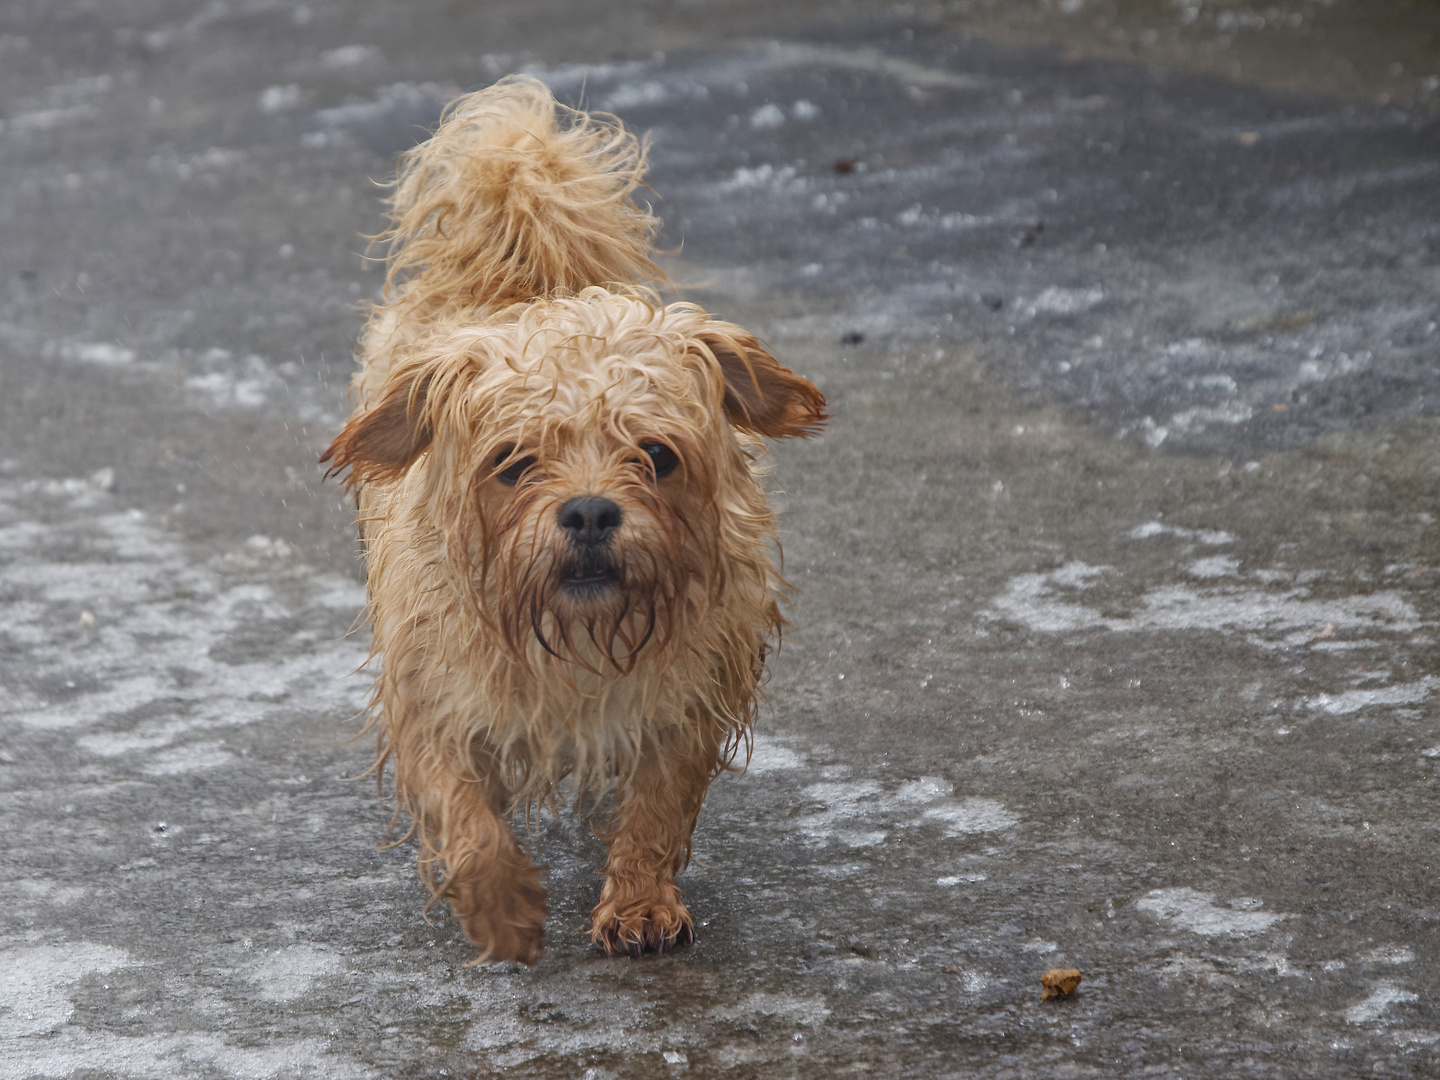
(407, 750), (548, 965)
(590, 725), (721, 955)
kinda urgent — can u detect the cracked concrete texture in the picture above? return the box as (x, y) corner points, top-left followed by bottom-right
(1, 1), (1439, 1077)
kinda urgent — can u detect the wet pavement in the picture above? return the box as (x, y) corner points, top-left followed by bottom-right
(2, 2), (1440, 1077)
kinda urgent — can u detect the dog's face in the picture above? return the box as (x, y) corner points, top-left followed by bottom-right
(325, 292), (826, 670)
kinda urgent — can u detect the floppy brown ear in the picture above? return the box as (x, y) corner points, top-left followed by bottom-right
(320, 368), (435, 490)
(698, 329), (829, 439)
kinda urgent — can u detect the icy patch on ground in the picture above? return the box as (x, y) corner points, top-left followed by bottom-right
(745, 736), (806, 773)
(937, 873), (988, 886)
(4, 1029), (361, 1080)
(989, 559), (1418, 648)
(1188, 555), (1241, 578)
(0, 485), (369, 771)
(895, 204), (999, 231)
(1363, 946), (1417, 966)
(3, 74), (113, 134)
(716, 163), (807, 195)
(1137, 888), (1289, 936)
(749, 103), (786, 129)
(601, 80), (672, 111)
(921, 799), (1019, 835)
(796, 779), (887, 846)
(1022, 286), (1105, 318)
(58, 341), (137, 365)
(305, 82), (454, 147)
(41, 340), (326, 420)
(248, 945), (346, 1002)
(0, 943), (133, 1038)
(258, 84), (303, 113)
(1167, 401), (1255, 434)
(1346, 982), (1419, 1024)
(311, 82), (452, 129)
(184, 351), (286, 409)
(462, 970), (688, 1060)
(709, 992), (829, 1026)
(745, 43), (987, 91)
(1309, 677), (1439, 715)
(795, 776), (1017, 846)
(320, 44), (383, 68)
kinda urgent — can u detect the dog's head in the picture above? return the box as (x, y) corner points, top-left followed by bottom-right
(323, 290), (827, 671)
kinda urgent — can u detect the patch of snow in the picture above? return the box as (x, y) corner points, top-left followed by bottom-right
(1137, 887), (1288, 936)
(1346, 982), (1419, 1024)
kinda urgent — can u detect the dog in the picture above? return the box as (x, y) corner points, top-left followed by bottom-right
(321, 76), (827, 964)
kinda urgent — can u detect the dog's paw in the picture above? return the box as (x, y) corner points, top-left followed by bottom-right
(590, 879), (694, 956)
(449, 869), (548, 965)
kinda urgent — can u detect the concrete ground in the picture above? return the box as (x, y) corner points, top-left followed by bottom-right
(2, 1), (1439, 1077)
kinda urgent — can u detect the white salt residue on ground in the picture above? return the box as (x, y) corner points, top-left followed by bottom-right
(600, 80), (673, 111)
(743, 735), (806, 773)
(1345, 982), (1419, 1024)
(1137, 887), (1289, 936)
(795, 775), (1017, 846)
(0, 480), (369, 773)
(796, 779), (888, 847)
(708, 992), (830, 1026)
(989, 558), (1418, 649)
(920, 798), (1019, 836)
(461, 967), (691, 1063)
(1021, 286), (1106, 319)
(247, 945), (347, 1002)
(320, 44), (383, 69)
(1265, 161), (1440, 211)
(3, 74), (113, 135)
(4, 1028), (363, 1080)
(57, 341), (137, 365)
(1129, 521), (1235, 544)
(308, 82), (455, 132)
(1187, 555), (1242, 579)
(1362, 945), (1417, 966)
(184, 350), (287, 409)
(0, 943), (133, 1039)
(1308, 676), (1440, 715)
(36, 339), (343, 427)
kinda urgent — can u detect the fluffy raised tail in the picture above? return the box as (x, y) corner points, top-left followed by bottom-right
(376, 74), (663, 321)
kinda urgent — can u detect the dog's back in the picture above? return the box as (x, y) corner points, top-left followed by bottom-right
(358, 76), (665, 394)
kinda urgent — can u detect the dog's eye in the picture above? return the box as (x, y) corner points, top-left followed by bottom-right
(493, 451), (537, 487)
(641, 442), (679, 480)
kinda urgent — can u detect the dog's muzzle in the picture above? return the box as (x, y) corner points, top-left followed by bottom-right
(557, 495), (622, 592)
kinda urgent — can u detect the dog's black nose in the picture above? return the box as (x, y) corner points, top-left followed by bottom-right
(558, 496), (622, 546)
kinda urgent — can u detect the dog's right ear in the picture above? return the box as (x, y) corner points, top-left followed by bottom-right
(321, 367), (435, 490)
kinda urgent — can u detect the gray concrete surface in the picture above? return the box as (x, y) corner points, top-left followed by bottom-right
(2, 2), (1440, 1077)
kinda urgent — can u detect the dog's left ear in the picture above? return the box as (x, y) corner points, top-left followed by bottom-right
(321, 365), (436, 490)
(697, 329), (829, 439)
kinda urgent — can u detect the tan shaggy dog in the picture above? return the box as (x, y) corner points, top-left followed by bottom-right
(321, 76), (827, 964)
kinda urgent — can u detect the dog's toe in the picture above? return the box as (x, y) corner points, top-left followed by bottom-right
(590, 883), (694, 956)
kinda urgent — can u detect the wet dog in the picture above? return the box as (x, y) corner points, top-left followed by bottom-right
(322, 76), (827, 963)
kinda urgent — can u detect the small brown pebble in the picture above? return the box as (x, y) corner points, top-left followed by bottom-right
(833, 158), (857, 175)
(1040, 967), (1082, 1000)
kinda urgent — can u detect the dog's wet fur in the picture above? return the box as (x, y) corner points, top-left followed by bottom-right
(322, 76), (827, 963)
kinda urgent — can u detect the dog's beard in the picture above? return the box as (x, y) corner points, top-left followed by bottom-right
(475, 497), (699, 677)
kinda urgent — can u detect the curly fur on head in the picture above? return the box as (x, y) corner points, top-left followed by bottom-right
(322, 76), (827, 965)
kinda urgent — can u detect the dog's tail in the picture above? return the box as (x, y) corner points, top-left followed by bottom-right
(376, 74), (663, 317)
